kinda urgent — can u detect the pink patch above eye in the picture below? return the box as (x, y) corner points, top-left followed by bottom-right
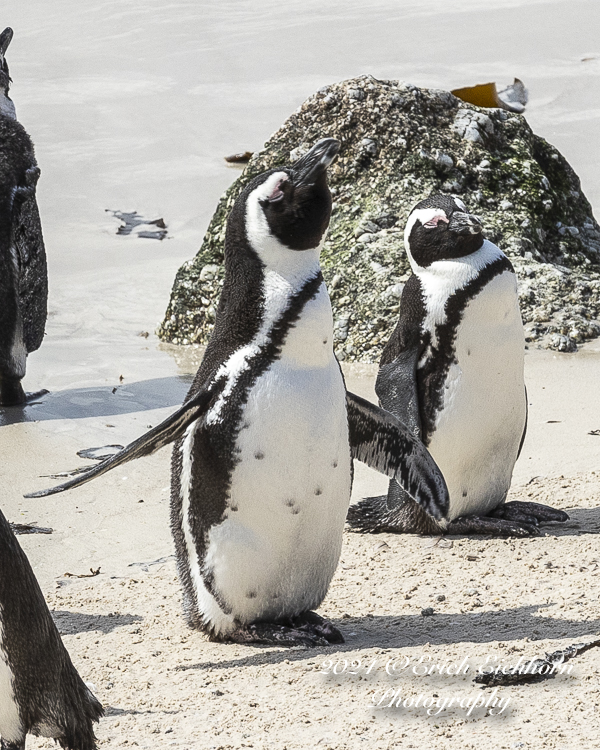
(423, 215), (449, 228)
(268, 177), (287, 202)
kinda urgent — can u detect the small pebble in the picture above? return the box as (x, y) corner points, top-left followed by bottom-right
(224, 151), (253, 163)
(421, 607), (435, 617)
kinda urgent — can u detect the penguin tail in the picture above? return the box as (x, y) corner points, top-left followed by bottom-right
(347, 490), (443, 535)
(55, 705), (103, 750)
(54, 669), (103, 750)
(346, 495), (390, 532)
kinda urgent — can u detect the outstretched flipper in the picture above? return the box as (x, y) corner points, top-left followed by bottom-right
(25, 380), (225, 498)
(346, 391), (448, 523)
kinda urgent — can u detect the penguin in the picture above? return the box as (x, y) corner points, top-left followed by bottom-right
(27, 139), (449, 646)
(0, 507), (103, 750)
(347, 194), (569, 537)
(0, 27), (48, 406)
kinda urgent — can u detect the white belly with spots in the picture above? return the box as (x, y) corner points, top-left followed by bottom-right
(0, 617), (23, 745)
(203, 285), (351, 632)
(426, 271), (526, 520)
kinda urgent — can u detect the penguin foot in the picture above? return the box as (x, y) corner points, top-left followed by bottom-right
(491, 501), (569, 525)
(24, 388), (49, 403)
(223, 613), (344, 648)
(446, 515), (541, 538)
(290, 611), (345, 645)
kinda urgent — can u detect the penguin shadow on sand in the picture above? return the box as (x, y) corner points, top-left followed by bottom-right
(538, 507), (600, 537)
(0, 507), (103, 750)
(176, 604), (600, 673)
(0, 27), (48, 408)
(0, 376), (191, 427)
(51, 610), (142, 637)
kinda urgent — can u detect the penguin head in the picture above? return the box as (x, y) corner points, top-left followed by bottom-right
(231, 138), (340, 268)
(404, 194), (484, 269)
(0, 27), (15, 120)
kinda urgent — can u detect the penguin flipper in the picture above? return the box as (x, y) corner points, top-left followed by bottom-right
(24, 383), (223, 498)
(375, 345), (422, 438)
(346, 391), (449, 522)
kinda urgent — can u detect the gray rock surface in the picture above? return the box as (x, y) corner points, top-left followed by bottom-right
(158, 75), (600, 360)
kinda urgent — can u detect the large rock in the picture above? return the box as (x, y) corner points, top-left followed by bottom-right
(158, 75), (600, 360)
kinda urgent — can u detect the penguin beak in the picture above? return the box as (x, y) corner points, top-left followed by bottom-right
(0, 27), (13, 57)
(448, 211), (483, 235)
(291, 138), (341, 187)
(0, 28), (13, 100)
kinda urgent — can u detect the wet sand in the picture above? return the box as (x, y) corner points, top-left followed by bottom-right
(1, 0), (600, 747)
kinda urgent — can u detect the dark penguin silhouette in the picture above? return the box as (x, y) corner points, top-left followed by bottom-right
(0, 507), (103, 749)
(347, 194), (568, 537)
(27, 139), (449, 646)
(0, 27), (48, 406)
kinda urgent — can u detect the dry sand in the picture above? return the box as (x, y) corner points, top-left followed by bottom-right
(3, 344), (599, 750)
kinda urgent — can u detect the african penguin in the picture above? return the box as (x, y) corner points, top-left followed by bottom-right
(27, 139), (449, 646)
(347, 194), (568, 537)
(0, 27), (48, 407)
(0, 507), (103, 750)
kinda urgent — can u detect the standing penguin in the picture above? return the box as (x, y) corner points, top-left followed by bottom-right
(0, 27), (48, 406)
(347, 194), (568, 537)
(27, 139), (449, 646)
(0, 507), (103, 750)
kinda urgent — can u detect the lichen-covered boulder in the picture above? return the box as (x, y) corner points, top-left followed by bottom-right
(158, 75), (600, 360)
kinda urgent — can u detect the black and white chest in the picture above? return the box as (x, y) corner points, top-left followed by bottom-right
(413, 240), (526, 518)
(175, 155), (352, 636)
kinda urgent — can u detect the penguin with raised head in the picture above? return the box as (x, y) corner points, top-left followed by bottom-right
(27, 139), (449, 646)
(347, 194), (568, 537)
(0, 507), (103, 750)
(0, 27), (48, 406)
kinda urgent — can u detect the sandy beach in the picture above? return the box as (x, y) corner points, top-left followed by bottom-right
(4, 346), (600, 750)
(2, 0), (600, 748)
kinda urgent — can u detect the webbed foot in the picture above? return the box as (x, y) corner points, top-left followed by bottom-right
(447, 514), (541, 537)
(491, 501), (569, 525)
(23, 388), (49, 404)
(348, 494), (568, 538)
(292, 611), (345, 644)
(222, 612), (344, 647)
